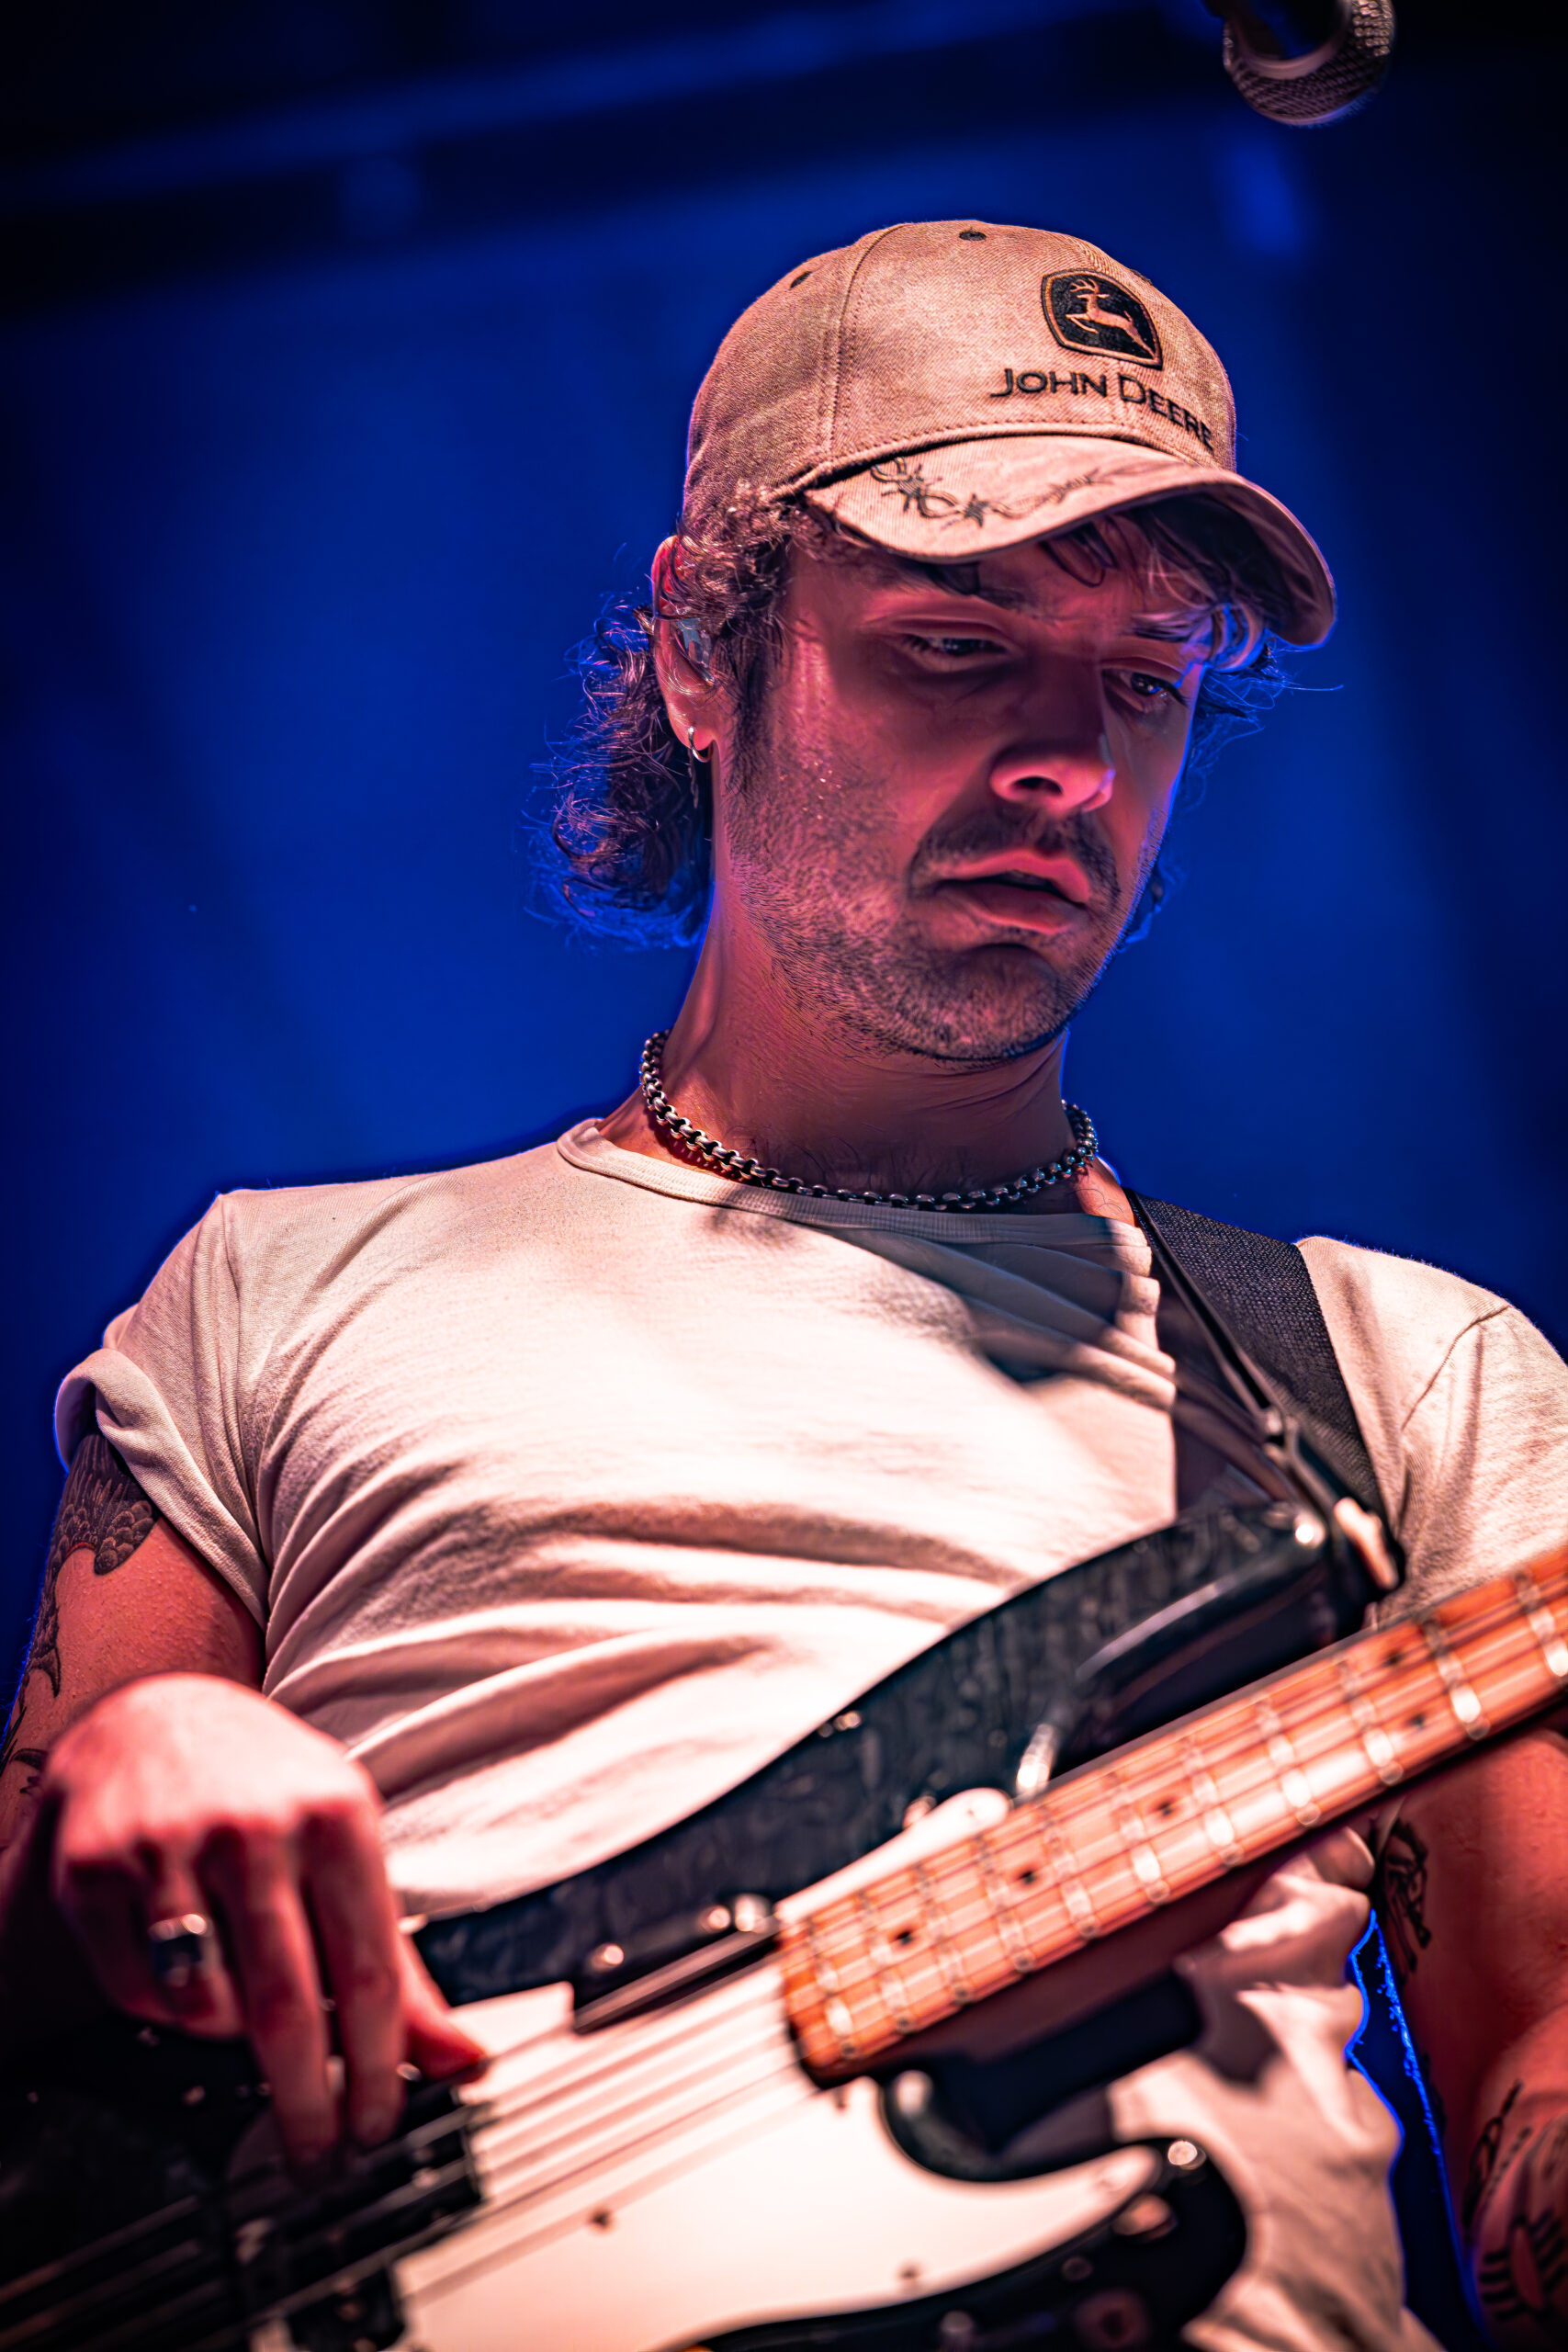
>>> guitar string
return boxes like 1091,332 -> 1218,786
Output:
6,2028 -> 807,2335
400,2070 -> 817,2312
472,2053 -> 807,2211
468,2007 -> 792,2177
0,1978 -> 795,2325
25,2052 -> 807,2352
9,1578 -> 1558,2327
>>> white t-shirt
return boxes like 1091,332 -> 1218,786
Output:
57,1125 -> 1568,2352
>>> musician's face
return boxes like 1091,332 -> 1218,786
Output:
713,535 -> 1207,1063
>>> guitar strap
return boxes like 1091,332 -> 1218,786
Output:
1125,1190 -> 1393,1534
1122,1204 -> 1486,2345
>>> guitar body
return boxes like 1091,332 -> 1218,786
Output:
371,1968 -> 1240,2352
2,1955 -> 1241,2352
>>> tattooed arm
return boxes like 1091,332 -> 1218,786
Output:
0,1432 -> 482,2163
1376,1728 -> 1568,2347
0,1430 -> 260,1848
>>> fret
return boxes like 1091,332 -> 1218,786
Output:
919,1841 -> 1025,1998
1181,1737 -> 1244,1866
1337,1656 -> 1404,1786
914,1862 -> 973,2007
1255,1696 -> 1323,1827
805,1914 -> 843,1994
823,1996 -> 857,2052
1038,1810 -> 1100,1939
1109,1770 -> 1172,1905
799,1916 -> 861,2064
1421,1615 -> 1490,1738
1517,1567 -> 1568,1681
974,1832 -> 1035,1974
855,1889 -> 917,2034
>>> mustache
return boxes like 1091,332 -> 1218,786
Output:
908,809 -> 1122,901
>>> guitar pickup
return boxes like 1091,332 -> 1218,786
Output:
571,1894 -> 777,2031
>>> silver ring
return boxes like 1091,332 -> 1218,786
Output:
147,1911 -> 217,1991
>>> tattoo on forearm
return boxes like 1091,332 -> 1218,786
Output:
1471,2103 -> 1568,2335
0,1432 -> 159,1790
1378,1817 -> 1432,1982
1466,2080 -> 1524,2232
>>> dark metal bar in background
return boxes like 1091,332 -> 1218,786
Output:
4,1 -> 1117,209
0,1 -> 1231,313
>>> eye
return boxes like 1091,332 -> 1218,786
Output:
1112,666 -> 1193,717
902,632 -> 1009,664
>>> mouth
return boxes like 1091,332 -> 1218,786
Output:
930,857 -> 1095,933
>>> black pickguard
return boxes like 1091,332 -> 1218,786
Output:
416,1499 -> 1381,2010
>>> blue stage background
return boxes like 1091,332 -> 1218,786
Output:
3,33 -> 1562,1717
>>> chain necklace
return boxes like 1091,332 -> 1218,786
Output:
637,1032 -> 1098,1213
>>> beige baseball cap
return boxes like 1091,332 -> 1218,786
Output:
685,220 -> 1335,647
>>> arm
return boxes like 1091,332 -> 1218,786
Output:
1376,1725 -> 1568,2346
0,1434 -> 482,2163
0,1430 -> 261,1840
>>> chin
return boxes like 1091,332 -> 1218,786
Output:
789,920 -> 1112,1063
936,951 -> 1106,1060
861,980 -> 1087,1065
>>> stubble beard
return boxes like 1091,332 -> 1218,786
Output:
722,713 -> 1156,1066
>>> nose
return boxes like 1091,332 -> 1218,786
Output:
986,665 -> 1115,814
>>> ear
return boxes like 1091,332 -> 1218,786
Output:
649,537 -> 723,762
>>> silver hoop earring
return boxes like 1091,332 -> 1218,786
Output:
685,723 -> 713,818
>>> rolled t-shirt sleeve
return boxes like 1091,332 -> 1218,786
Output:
54,1195 -> 268,1625
1300,1236 -> 1568,1611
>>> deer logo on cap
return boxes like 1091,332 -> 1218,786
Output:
1043,272 -> 1163,369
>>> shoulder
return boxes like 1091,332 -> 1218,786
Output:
1294,1235 -> 1535,1425
1297,1237 -> 1568,1603
90,1138 -> 576,1379
197,1137 -> 571,1290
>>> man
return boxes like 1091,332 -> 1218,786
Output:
3,221 -> 1567,2350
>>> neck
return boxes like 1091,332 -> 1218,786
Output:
600,926 -> 1122,1215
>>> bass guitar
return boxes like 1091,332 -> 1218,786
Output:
3,1507 -> 1564,2352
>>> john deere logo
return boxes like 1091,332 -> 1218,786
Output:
1043,272 -> 1163,369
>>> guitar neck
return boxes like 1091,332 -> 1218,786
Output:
781,1548 -> 1568,2077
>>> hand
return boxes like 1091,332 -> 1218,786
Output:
25,1674 -> 486,2170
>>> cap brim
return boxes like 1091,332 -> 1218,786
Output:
804,435 -> 1335,648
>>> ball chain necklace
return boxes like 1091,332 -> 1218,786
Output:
637,1031 -> 1098,1213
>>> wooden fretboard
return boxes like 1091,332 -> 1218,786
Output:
780,1549 -> 1568,2076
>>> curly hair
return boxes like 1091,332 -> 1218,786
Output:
538,492 -> 1296,948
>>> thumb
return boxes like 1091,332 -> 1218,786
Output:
396,1930 -> 490,2081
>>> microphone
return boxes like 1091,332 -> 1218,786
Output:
1203,0 -> 1395,127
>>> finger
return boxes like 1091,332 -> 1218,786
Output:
56,1849 -> 246,2039
201,1829 -> 336,2171
396,1933 -> 491,2082
141,1876 -> 247,2037
300,1804 -> 410,2150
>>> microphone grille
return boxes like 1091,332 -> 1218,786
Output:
1224,0 -> 1395,128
